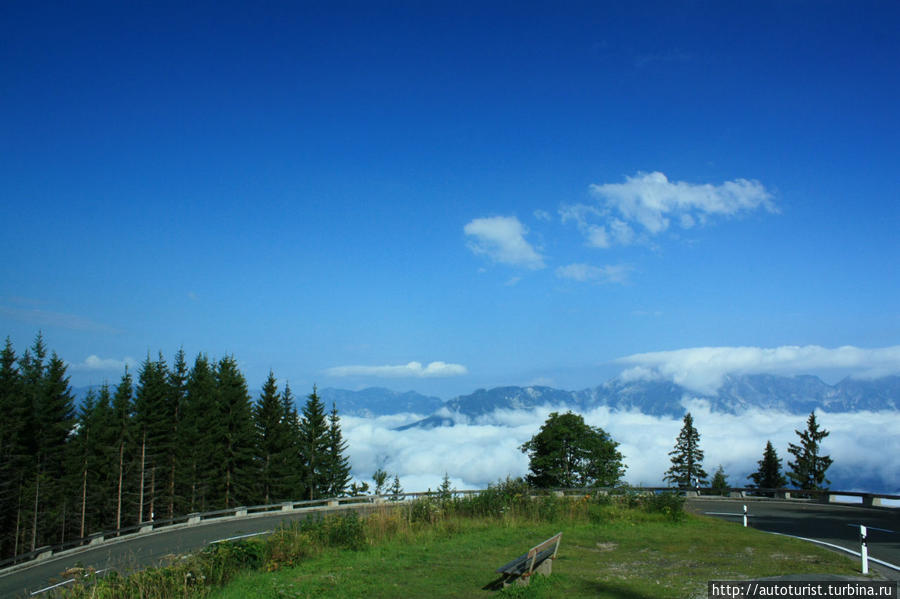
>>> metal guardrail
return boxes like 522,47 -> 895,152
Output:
1,486 -> 896,572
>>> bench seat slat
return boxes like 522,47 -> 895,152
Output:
496,547 -> 556,575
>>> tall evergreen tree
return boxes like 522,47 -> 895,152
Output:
748,440 -> 787,491
254,371 -> 288,504
165,349 -> 188,518
111,368 -> 134,531
323,402 -> 352,497
299,385 -> 329,500
179,354 -> 220,512
133,353 -> 171,523
664,412 -> 707,487
215,356 -> 256,508
787,412 -> 833,490
89,383 -> 117,532
280,382 -> 304,500
25,346 -> 76,549
0,338 -> 26,559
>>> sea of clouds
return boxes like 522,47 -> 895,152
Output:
341,401 -> 900,495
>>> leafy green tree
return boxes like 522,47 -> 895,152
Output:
748,440 -> 787,491
664,412 -> 707,488
323,402 -> 352,497
520,411 -> 625,488
787,412 -> 832,490
299,385 -> 329,500
710,465 -> 729,495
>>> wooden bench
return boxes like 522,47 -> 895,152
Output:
495,532 -> 562,587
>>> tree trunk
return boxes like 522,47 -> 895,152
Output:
138,432 -> 146,524
80,461 -> 87,539
116,441 -> 124,532
30,471 -> 39,552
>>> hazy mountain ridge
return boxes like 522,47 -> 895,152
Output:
398,374 -> 900,430
71,374 -> 899,426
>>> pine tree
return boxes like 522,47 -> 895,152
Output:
323,402 -> 351,498
299,385 -> 329,500
787,412 -> 833,490
710,466 -> 729,495
133,353 -> 171,523
180,354 -> 220,512
388,474 -> 403,501
748,440 -> 787,491
112,368 -> 134,531
254,371 -> 287,504
0,338 -> 26,559
215,356 -> 256,508
279,382 -> 304,500
165,349 -> 188,518
664,412 -> 707,488
372,468 -> 388,495
89,383 -> 118,532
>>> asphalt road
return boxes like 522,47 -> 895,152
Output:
3,498 -> 897,596
687,497 -> 900,580
0,504 -> 376,598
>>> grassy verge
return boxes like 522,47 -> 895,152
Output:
56,483 -> 862,598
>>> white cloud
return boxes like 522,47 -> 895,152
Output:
325,361 -> 468,378
617,345 -> 900,395
562,171 -> 776,248
533,209 -> 552,222
69,355 -> 137,372
555,263 -> 630,284
341,404 -> 900,493
464,216 -> 545,269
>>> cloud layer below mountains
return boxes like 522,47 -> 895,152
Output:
341,401 -> 900,495
617,345 -> 900,395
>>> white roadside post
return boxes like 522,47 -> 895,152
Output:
743,505 -> 748,528
860,525 -> 868,575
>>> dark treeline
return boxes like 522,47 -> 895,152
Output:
0,334 -> 352,561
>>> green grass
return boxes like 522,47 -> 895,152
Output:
210,507 -> 860,599
56,489 -> 863,599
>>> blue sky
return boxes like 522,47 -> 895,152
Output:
2,1 -> 899,398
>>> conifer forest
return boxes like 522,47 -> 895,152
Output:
0,334 -> 352,561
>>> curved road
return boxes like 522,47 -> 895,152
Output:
687,497 -> 900,580
2,498 -> 897,596
0,504 -> 376,598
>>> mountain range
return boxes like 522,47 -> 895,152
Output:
380,374 -> 899,430
72,374 -> 899,428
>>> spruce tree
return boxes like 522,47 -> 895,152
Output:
0,338 -> 25,559
280,382 -> 304,500
111,368 -> 134,531
215,356 -> 256,508
180,354 -> 220,512
133,353 -> 171,523
787,412 -> 832,490
299,385 -> 329,500
165,349 -> 188,518
710,466 -> 729,495
748,440 -> 787,491
664,412 -> 707,487
254,371 -> 288,504
323,402 -> 352,498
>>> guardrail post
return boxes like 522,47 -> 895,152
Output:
281,502 -> 294,512
374,495 -> 385,504
89,533 -> 105,546
235,507 -> 248,517
187,513 -> 201,525
860,525 -> 868,575
743,505 -> 748,528
36,547 -> 53,561
862,495 -> 883,508
140,524 -> 153,533
776,490 -> 791,499
327,500 -> 339,507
